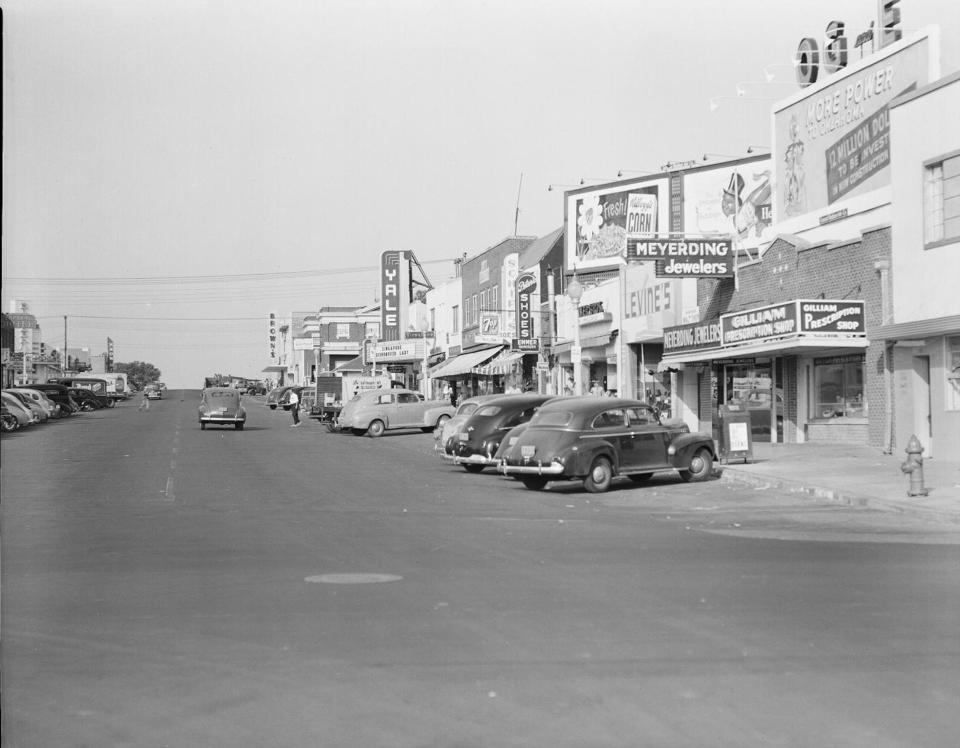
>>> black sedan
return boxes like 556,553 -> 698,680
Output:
445,394 -> 556,473
66,388 -> 106,411
498,396 -> 716,492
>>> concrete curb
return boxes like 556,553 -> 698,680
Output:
717,466 -> 960,526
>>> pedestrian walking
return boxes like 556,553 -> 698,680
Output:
288,389 -> 300,427
138,390 -> 150,411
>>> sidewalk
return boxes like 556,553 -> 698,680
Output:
716,441 -> 960,525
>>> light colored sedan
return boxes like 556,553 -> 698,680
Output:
9,387 -> 61,419
199,387 -> 246,430
1,392 -> 35,427
3,390 -> 48,423
335,388 -> 455,437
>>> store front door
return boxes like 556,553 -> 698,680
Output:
723,361 -> 778,443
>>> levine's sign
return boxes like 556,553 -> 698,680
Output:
625,237 -> 735,278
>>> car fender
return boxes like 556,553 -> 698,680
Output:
569,439 -> 620,476
668,433 -> 716,466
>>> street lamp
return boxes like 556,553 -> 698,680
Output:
419,317 -> 431,399
567,269 -> 584,396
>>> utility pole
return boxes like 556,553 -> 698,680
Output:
513,173 -> 523,236
64,316 -> 68,374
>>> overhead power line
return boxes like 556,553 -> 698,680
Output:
5,257 -> 459,285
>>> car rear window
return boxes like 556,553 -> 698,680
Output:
531,410 -> 573,427
474,405 -> 503,417
208,391 -> 235,398
457,403 -> 479,415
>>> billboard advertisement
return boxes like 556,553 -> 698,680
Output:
682,158 -> 774,256
565,179 -> 669,272
773,32 -> 933,219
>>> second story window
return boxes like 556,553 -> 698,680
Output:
924,150 -> 960,247
452,305 -> 460,332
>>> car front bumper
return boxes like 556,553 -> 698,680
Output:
200,416 -> 245,424
452,452 -> 498,467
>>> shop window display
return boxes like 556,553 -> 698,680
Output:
812,354 -> 865,419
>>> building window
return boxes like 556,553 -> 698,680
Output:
365,322 -> 379,340
924,151 -> 960,247
491,285 -> 498,313
452,305 -> 460,333
471,294 -> 478,325
948,336 -> 960,411
336,323 -> 350,339
811,354 -> 865,419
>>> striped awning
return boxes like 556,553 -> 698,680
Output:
475,350 -> 524,376
430,346 -> 504,379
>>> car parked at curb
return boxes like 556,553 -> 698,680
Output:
8,388 -> 62,419
28,383 -> 82,415
1,392 -> 36,428
498,396 -> 716,493
433,394 -> 501,452
444,394 -> 558,473
335,388 -> 455,437
67,387 -> 105,411
198,387 -> 246,430
4,390 -> 49,422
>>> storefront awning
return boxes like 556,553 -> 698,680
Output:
658,335 -> 869,367
261,365 -> 287,373
476,350 -> 524,376
871,314 -> 960,341
333,355 -> 364,373
552,333 -> 616,354
430,346 -> 504,379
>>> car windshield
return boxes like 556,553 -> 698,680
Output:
474,405 -> 503,417
530,410 -> 573,427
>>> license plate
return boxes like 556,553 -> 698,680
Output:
458,432 -> 469,441
521,445 -> 535,458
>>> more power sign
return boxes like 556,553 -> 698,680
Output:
625,237 -> 734,278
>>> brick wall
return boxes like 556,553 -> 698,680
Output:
695,226 -> 892,447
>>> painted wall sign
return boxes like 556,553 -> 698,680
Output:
515,272 -> 537,340
621,262 -> 687,343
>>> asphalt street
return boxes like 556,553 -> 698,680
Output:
2,392 -> 959,747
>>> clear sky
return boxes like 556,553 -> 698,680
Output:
3,0 -> 959,388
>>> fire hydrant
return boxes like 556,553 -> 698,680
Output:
900,434 -> 929,497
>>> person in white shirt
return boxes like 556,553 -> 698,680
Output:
288,389 -> 300,427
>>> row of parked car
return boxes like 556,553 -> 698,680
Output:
432,393 -> 717,493
1,382 -> 118,432
315,386 -> 718,494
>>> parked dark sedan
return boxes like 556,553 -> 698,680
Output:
66,388 -> 106,410
445,393 -> 557,473
498,396 -> 716,492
